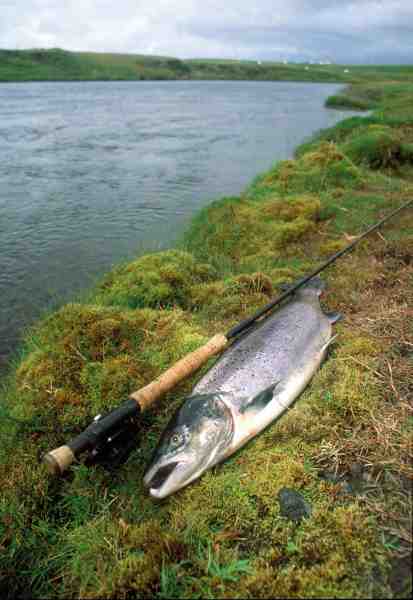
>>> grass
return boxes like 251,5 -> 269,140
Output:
0,79 -> 412,598
2,48 -> 413,83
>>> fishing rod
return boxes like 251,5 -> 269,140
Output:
43,197 -> 413,476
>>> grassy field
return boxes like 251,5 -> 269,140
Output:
0,78 -> 412,598
2,47 -> 413,83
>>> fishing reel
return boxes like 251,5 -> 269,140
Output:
85,409 -> 140,471
43,399 -> 141,475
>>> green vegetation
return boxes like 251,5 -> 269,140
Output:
0,48 -> 189,82
1,79 -> 412,598
2,47 -> 413,83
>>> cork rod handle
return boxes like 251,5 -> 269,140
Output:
130,333 -> 228,411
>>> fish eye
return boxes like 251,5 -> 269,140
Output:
170,432 -> 183,448
169,427 -> 190,450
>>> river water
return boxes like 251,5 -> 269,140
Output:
0,80 -> 355,369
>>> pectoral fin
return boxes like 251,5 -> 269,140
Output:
240,381 -> 280,415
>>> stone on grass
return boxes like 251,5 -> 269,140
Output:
278,488 -> 312,522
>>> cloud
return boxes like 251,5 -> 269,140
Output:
1,0 -> 412,63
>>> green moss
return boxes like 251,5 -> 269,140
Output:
319,239 -> 347,256
295,116 -> 387,157
342,126 -> 405,169
14,303 -> 206,430
262,194 -> 321,221
325,93 -> 372,110
242,504 -> 386,598
400,142 -> 413,162
189,273 -> 274,323
96,249 -> 217,309
254,143 -> 363,197
184,193 -> 321,270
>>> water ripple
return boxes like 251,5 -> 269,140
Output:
0,80 -> 357,371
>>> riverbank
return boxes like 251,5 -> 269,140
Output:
2,48 -> 413,83
1,82 -> 412,598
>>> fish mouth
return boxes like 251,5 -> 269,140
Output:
144,461 -> 180,493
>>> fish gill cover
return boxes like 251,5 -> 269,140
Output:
0,80 -> 412,598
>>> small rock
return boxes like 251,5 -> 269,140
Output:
278,488 -> 312,522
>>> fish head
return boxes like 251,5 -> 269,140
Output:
144,393 -> 233,499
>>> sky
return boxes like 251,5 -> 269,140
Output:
1,0 -> 413,64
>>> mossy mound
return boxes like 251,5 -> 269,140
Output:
14,303 -> 206,428
295,116 -> 386,157
262,194 -> 321,221
96,249 -> 217,309
324,83 -> 394,112
184,193 -> 320,266
400,142 -> 413,163
189,272 -> 274,322
325,93 -> 372,110
342,125 -> 405,169
256,143 -> 363,196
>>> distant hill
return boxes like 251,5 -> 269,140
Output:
1,48 -> 413,83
